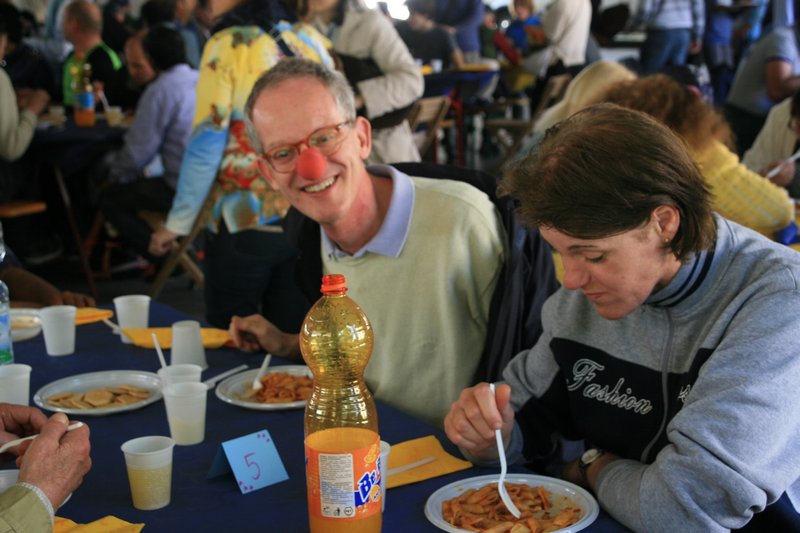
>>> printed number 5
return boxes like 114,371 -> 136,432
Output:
244,453 -> 261,480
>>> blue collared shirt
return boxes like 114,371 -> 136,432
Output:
321,165 -> 414,259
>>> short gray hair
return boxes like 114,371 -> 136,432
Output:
245,58 -> 357,153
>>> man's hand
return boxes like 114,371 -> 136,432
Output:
763,159 -> 796,187
54,291 -> 96,308
19,89 -> 50,115
228,314 -> 299,359
0,404 -> 47,460
17,412 -> 91,509
149,227 -> 179,257
444,382 -> 515,461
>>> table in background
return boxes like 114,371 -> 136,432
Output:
9,302 -> 631,532
31,115 -> 126,299
423,69 -> 500,166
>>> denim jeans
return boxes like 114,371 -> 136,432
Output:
640,28 -> 691,74
203,225 -> 310,333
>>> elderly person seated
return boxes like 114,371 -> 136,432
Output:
97,25 -> 197,265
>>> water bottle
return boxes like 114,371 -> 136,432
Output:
302,274 -> 381,533
0,223 -> 13,365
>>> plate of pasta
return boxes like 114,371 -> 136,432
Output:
214,365 -> 313,410
425,473 -> 598,533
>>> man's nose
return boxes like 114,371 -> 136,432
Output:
296,147 -> 326,180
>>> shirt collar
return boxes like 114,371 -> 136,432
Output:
321,164 -> 414,259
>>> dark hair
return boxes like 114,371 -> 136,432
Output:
503,104 -> 716,261
143,24 -> 186,71
407,0 -> 435,18
0,3 -> 22,44
214,0 -> 296,34
139,0 -> 174,27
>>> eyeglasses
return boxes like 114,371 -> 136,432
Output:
261,121 -> 353,172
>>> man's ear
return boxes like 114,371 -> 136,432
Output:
354,116 -> 372,160
256,157 -> 280,191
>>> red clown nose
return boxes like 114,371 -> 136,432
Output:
296,148 -> 327,180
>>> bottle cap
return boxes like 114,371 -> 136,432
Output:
320,274 -> 347,295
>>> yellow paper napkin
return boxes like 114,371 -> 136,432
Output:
121,327 -> 232,349
385,435 -> 472,489
55,516 -> 144,532
75,308 -> 114,326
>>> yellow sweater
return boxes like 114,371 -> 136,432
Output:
694,141 -> 794,236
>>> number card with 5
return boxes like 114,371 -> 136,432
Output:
207,429 -> 288,493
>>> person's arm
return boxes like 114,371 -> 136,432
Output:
592,288 -> 800,531
0,266 -> 95,308
119,83 -> 168,171
697,141 -> 794,235
444,382 -> 516,462
155,31 -> 232,251
446,0 -> 484,44
0,73 -> 41,162
688,0 -> 705,53
228,314 -> 301,360
765,59 -> 800,103
349,11 -> 424,120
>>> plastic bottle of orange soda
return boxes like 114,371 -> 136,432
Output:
301,274 -> 382,533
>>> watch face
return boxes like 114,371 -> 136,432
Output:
581,448 -> 602,464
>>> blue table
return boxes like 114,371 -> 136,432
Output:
9,302 -> 631,532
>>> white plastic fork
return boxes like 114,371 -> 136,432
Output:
251,353 -> 272,391
489,383 -> 521,519
0,422 -> 85,454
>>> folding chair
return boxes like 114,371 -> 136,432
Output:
407,96 -> 451,161
141,186 -> 216,299
483,73 -> 572,163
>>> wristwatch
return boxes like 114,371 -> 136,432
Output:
578,448 -> 605,486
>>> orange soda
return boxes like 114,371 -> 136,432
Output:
301,274 -> 382,533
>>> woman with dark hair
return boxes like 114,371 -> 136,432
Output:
602,74 -> 794,237
445,104 -> 800,532
293,0 -> 423,164
148,0 -> 332,330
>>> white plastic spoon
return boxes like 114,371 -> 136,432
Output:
0,422 -> 85,454
251,353 -> 272,391
489,383 -> 521,519
203,364 -> 248,390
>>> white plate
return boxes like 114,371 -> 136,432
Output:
10,309 -> 42,342
33,370 -> 162,416
215,365 -> 312,410
424,473 -> 599,533
0,469 -> 72,506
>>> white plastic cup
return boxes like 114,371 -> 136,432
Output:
431,59 -> 443,73
170,320 -> 207,369
157,363 -> 202,389
162,382 -> 207,445
105,105 -> 123,126
0,364 -> 32,405
121,435 -> 175,510
114,295 -> 150,344
39,305 -> 77,356
379,440 -> 391,512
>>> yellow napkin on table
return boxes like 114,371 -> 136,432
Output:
121,327 -> 232,349
75,308 -> 114,326
385,435 -> 472,489
55,516 -> 144,532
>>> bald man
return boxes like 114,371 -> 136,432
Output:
61,0 -> 122,106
